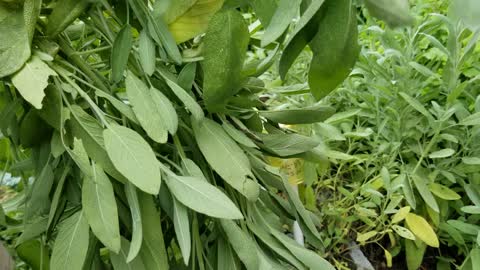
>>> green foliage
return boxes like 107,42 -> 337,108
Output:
1,0 -> 413,269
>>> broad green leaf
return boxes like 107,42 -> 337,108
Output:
138,192 -> 169,270
460,112 -> 480,125
259,105 -> 335,125
165,174 -> 243,219
111,238 -> 146,270
193,118 -> 259,201
222,122 -> 258,148
405,213 -> 439,247
405,239 -> 426,270
461,205 -> 480,214
23,0 -> 42,42
125,183 -> 143,262
220,220 -> 260,270
279,0 -> 325,79
364,0 -> 413,27
250,0 -> 277,26
25,164 -> 54,220
308,0 -> 359,100
260,133 -> 320,157
0,2 -> 31,78
428,149 -> 455,159
158,68 -> 204,121
463,157 -> 480,165
126,72 -> 168,144
392,225 -> 415,240
69,105 -> 124,181
16,239 -> 50,270
151,88 -> 178,135
168,0 -> 224,43
50,211 -> 90,270
392,206 -> 411,223
261,0 -> 301,47
111,24 -> 132,83
16,218 -> 48,247
45,0 -> 89,37
103,125 -> 161,194
12,56 -> 56,109
138,30 -> 156,76
429,183 -> 461,200
47,165 -> 68,229
270,227 -> 335,270
177,62 -> 197,91
447,220 -> 480,235
173,198 -> 191,265
203,9 -> 249,112
356,231 -> 378,243
411,174 -> 439,212
82,163 -> 121,252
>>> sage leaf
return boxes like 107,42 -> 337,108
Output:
12,56 -> 56,109
151,88 -> 178,135
259,133 -> 320,157
220,220 -> 260,270
261,0 -> 301,47
405,213 -> 439,247
203,9 -> 249,112
411,174 -> 439,212
138,192 -> 169,270
259,104 -> 335,125
82,163 -> 121,252
138,30 -> 156,76
126,72 -> 168,143
111,238 -> 146,270
158,68 -> 204,121
270,228 -> 335,270
364,0 -> 414,27
50,211 -> 89,270
222,122 -> 258,148
308,0 -> 359,100
429,183 -> 461,200
16,239 -> 50,270
103,125 -> 161,194
153,0 -> 197,24
428,148 -> 455,159
165,174 -> 243,219
193,118 -> 259,201
45,0 -> 90,37
125,183 -> 143,262
70,105 -> 124,181
0,2 -> 31,78
173,198 -> 191,265
111,25 -> 133,83
168,0 -> 224,43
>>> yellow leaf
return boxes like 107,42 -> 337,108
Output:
392,206 -> 411,223
356,231 -> 378,243
168,0 -> 225,43
429,183 -> 461,200
405,213 -> 439,247
384,249 -> 392,268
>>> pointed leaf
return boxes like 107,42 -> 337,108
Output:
261,0 -> 301,47
220,220 -> 260,270
126,72 -> 168,143
111,25 -> 133,83
203,9 -> 249,112
165,174 -> 243,219
82,163 -> 121,252
411,174 -> 439,212
124,183 -> 143,262
429,183 -> 461,200
104,125 -> 161,194
50,211 -> 90,270
111,238 -> 146,270
138,30 -> 156,76
173,198 -> 191,265
193,118 -> 259,201
405,213 -> 439,247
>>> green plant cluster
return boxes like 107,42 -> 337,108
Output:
265,0 -> 480,269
